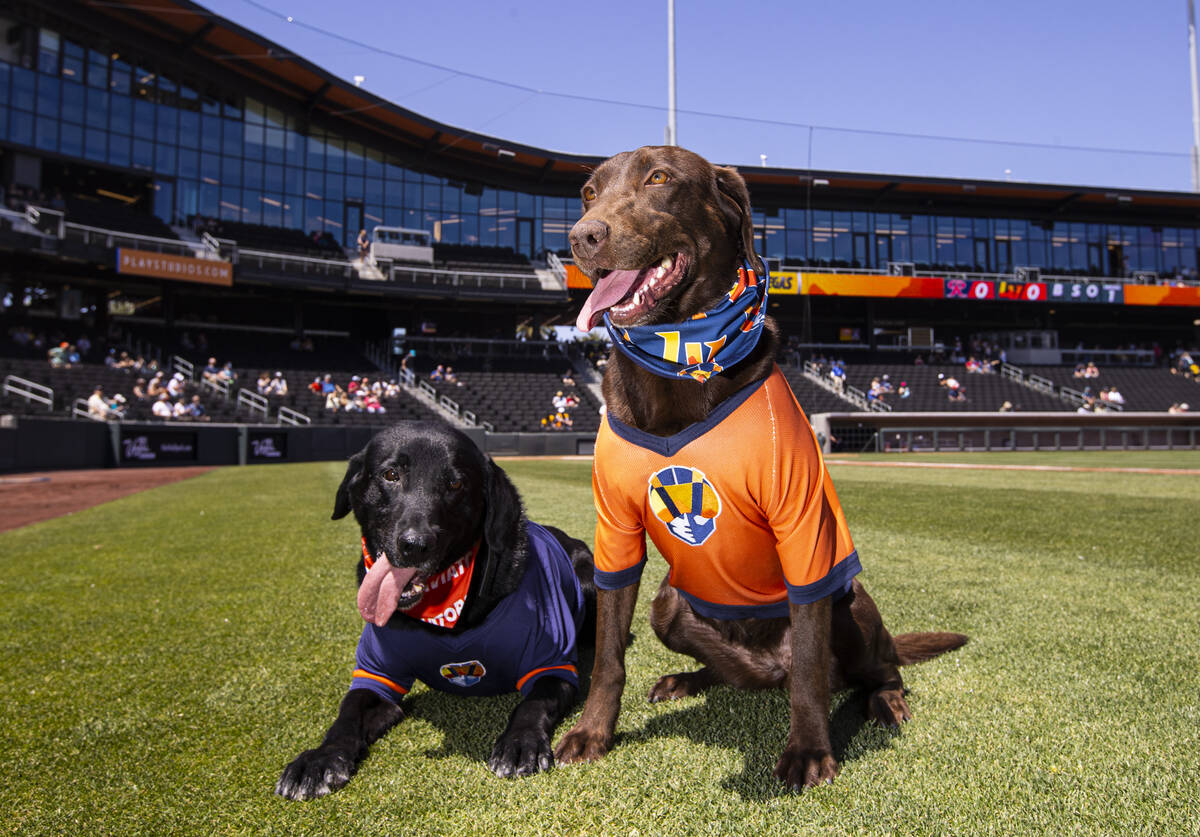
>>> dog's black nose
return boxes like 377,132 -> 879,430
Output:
569,218 -> 609,259
399,529 -> 434,557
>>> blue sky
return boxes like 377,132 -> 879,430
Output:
203,0 -> 1196,191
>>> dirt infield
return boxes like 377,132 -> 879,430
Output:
0,467 -> 216,533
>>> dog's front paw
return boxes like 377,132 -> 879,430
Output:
488,727 -> 553,778
648,670 -> 711,702
773,746 -> 839,792
275,748 -> 355,800
553,725 -> 613,764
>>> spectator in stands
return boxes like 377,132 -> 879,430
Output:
320,374 -> 336,394
363,391 -> 386,414
357,228 -> 370,259
107,394 -> 127,419
76,334 -> 91,358
132,378 -> 148,402
218,361 -> 236,384
829,360 -> 846,391
348,375 -> 361,393
114,351 -> 135,371
167,373 -> 187,399
1103,386 -> 1125,406
269,372 -> 289,397
430,364 -> 445,382
308,377 -> 323,394
152,392 -> 173,420
256,371 -> 272,395
173,398 -> 189,419
202,357 -> 221,382
87,386 -> 113,421
445,367 -> 462,386
147,372 -> 167,398
1084,361 -> 1100,379
1168,402 -> 1190,414
383,380 -> 400,399
553,391 -> 569,412
965,357 -> 982,374
48,341 -> 71,369
999,401 -> 1014,413
897,381 -> 910,400
185,395 -> 209,421
562,370 -> 576,387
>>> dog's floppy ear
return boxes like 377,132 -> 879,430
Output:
331,449 -> 366,520
481,455 -> 523,559
714,165 -> 763,273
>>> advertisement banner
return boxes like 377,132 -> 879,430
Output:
119,430 -> 198,463
1123,284 -> 1200,307
801,273 -> 944,298
116,248 -> 233,287
768,271 -> 800,295
248,431 -> 288,461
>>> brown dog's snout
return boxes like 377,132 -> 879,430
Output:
569,218 -> 610,260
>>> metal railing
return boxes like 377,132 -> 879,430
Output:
802,361 -> 891,411
389,263 -> 556,295
237,388 -> 269,419
1001,361 -> 1123,411
546,251 -> 568,285
172,355 -> 195,381
2,375 -> 54,411
200,375 -> 231,401
876,424 -> 1193,452
238,248 -> 352,278
278,405 -> 310,426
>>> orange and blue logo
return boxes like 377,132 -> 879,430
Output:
648,466 -> 722,546
440,659 -> 486,687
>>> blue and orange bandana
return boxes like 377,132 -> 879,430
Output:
605,260 -> 768,383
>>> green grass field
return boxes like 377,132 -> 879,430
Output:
2,452 -> 1199,836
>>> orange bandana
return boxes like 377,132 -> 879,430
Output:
362,538 -> 479,629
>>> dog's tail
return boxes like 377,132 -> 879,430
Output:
893,632 -> 969,665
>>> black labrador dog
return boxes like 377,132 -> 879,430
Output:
277,421 -> 596,800
555,145 -> 966,790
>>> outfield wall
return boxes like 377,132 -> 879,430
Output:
0,418 -> 593,473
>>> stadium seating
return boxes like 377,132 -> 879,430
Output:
427,371 -> 601,433
839,363 -> 1066,412
203,220 -> 347,261
433,243 -> 531,270
64,197 -> 178,241
1023,365 -> 1199,412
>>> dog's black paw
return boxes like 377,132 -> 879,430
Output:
275,748 -> 355,800
488,727 -> 553,778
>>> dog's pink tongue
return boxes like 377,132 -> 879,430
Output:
357,554 -> 419,627
576,268 -> 643,331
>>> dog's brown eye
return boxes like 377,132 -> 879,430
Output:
382,469 -> 399,482
582,186 -> 597,201
448,479 -> 462,490
647,171 -> 669,185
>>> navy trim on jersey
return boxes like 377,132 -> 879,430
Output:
593,552 -> 647,590
677,587 -> 791,620
784,550 -> 862,605
605,373 -> 769,457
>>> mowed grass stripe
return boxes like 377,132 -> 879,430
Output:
0,456 -> 1197,836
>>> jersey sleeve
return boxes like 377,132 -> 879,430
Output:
591,457 -> 647,590
350,624 -> 415,703
763,385 -> 861,605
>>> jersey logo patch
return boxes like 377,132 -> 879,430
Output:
439,660 -> 486,687
648,466 -> 722,546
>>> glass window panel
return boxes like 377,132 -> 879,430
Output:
222,118 -> 242,156
240,189 -> 262,224
108,133 -> 130,166
265,105 -> 284,128
385,159 -> 405,182
364,204 -> 384,228
9,110 -> 33,145
198,181 -> 219,217
132,138 -> 153,169
176,178 -> 198,223
221,156 -> 241,188
85,127 -> 106,161
286,129 -> 305,166
133,98 -> 154,138
59,123 -> 81,156
62,41 -> 84,83
245,97 -> 265,124
179,83 -> 199,111
365,148 -> 384,178
786,229 -> 807,262
201,95 -> 220,116
306,135 -> 325,169
178,148 -> 198,179
178,110 -> 198,147
265,164 -> 283,193
365,177 -> 383,204
109,59 -> 130,96
85,86 -> 107,125
345,141 -> 364,175
305,169 -> 323,200
157,74 -> 177,106
811,210 -> 832,262
325,135 -> 344,173
244,161 -> 263,190
265,127 -> 285,163
324,172 -> 343,201
219,186 -> 241,221
37,74 -> 59,115
12,67 -> 35,111
243,121 -> 264,160
156,105 -> 177,145
200,152 -> 221,185
134,66 -> 155,99
38,30 -> 60,75
405,181 -> 421,210
60,81 -> 83,123
154,180 -> 173,224
345,175 -> 364,201
284,166 -> 302,195
201,114 -> 221,152
35,115 -> 56,151
155,143 -> 176,174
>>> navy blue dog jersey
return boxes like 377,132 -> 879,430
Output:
350,521 -> 585,701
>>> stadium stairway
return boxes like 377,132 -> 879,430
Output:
1022,365 -> 1199,412
841,364 -> 1067,413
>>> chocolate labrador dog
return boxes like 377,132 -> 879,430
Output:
556,146 -> 966,791
277,422 -> 596,800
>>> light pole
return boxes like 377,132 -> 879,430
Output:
1189,0 -> 1200,189
666,0 -> 677,146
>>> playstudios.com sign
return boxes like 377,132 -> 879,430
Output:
116,249 -> 232,287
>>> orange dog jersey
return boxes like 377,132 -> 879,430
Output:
592,365 -> 860,619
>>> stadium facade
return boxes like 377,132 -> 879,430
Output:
1,0 -> 1199,349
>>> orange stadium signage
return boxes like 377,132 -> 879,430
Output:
116,248 -> 233,287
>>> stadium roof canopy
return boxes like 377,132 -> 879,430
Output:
29,0 -> 1200,224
